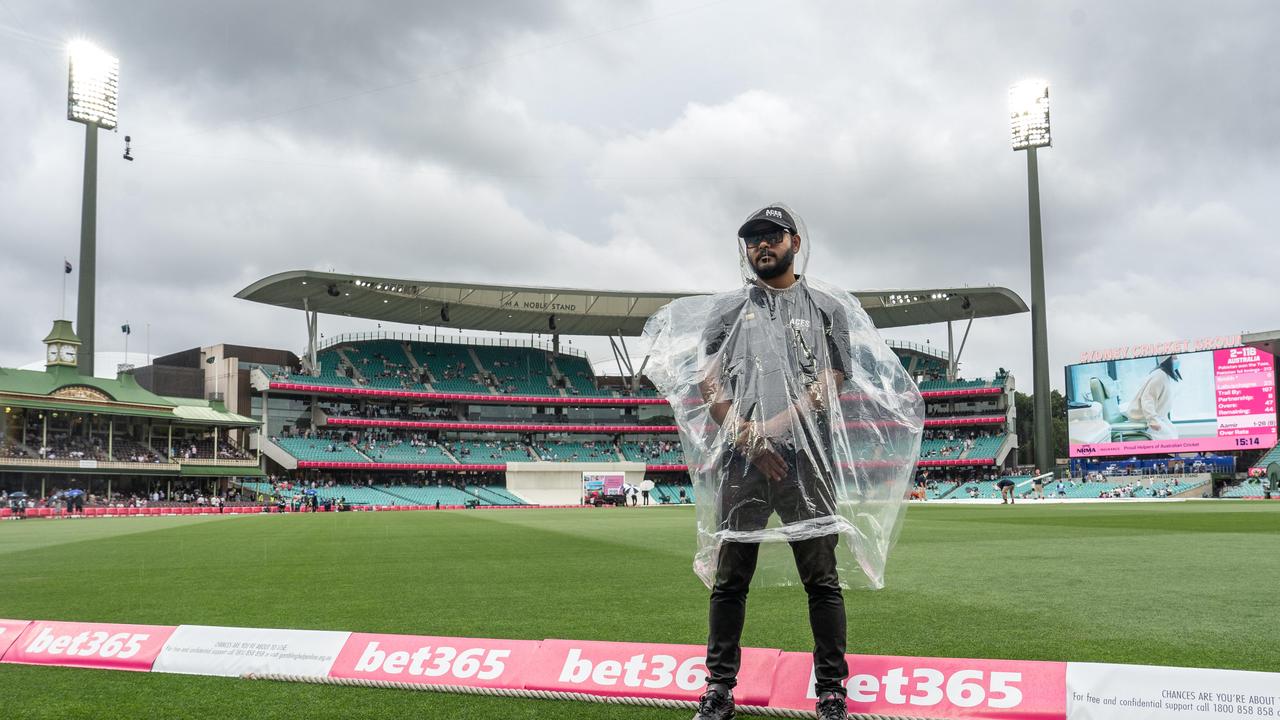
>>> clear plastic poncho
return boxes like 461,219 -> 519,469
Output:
642,204 -> 924,589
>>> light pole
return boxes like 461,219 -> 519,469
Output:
67,40 -> 119,377
1009,79 -> 1054,475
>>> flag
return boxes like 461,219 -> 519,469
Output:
121,324 -> 131,334
64,260 -> 73,274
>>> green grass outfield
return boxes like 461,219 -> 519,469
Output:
1,502 -> 1277,719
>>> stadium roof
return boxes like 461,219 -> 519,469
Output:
236,270 -> 1028,335
1243,329 -> 1280,357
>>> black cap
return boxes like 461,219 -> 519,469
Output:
737,205 -> 796,238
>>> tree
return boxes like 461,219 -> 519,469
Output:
1014,390 -> 1068,466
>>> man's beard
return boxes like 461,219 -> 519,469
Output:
752,246 -> 795,280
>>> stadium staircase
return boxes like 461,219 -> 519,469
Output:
437,444 -> 461,464
956,434 -> 1016,464
259,437 -> 300,470
326,347 -> 363,385
468,348 -> 489,377
464,485 -> 527,505
400,342 -> 422,373
926,482 -> 961,499
143,440 -> 167,461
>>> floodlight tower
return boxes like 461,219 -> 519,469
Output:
1009,79 -> 1054,475
67,39 -> 119,377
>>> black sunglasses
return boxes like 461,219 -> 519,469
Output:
742,229 -> 789,248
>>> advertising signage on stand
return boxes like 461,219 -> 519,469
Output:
1065,346 -> 1277,458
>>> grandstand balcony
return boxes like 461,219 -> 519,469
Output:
0,455 -> 182,474
917,433 -> 1014,467
917,377 -> 1008,399
923,415 -> 1007,428
253,364 -> 666,407
323,416 -> 677,434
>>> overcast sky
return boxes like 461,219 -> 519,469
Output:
2,1 -> 1277,389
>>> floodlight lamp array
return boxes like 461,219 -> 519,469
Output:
885,292 -> 951,306
67,40 -> 119,129
1009,79 -> 1050,151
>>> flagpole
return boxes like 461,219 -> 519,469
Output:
61,259 -> 68,319
124,323 -> 129,366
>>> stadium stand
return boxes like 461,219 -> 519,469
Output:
406,341 -> 489,394
237,479 -> 526,507
273,436 -> 371,464
348,340 -> 421,390
651,484 -> 694,504
1131,478 -> 1210,498
1222,479 -> 1269,498
466,485 -> 526,505
918,377 -> 1004,393
963,434 -> 1007,461
1251,443 -> 1280,473
553,354 -> 614,397
919,439 -> 965,460
287,350 -> 358,388
363,440 -> 458,461
620,441 -> 683,464
925,481 -> 960,499
474,345 -> 557,396
0,440 -> 31,459
375,484 -> 475,505
447,439 -> 532,464
172,437 -> 252,460
254,334 -> 1033,495
535,440 -> 618,462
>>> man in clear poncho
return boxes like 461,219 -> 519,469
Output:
642,204 -> 924,720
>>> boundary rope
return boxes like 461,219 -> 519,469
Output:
244,672 -> 943,720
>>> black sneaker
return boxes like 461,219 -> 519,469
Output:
693,685 -> 735,720
816,690 -> 847,720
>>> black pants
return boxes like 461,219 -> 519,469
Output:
706,534 -> 847,695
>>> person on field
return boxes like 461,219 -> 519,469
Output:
643,204 -> 924,720
997,476 -> 1016,504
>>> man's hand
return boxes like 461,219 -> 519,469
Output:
749,444 -> 788,482
732,420 -> 787,482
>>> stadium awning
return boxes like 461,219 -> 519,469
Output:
165,398 -> 261,427
179,464 -> 266,477
236,270 -> 1028,334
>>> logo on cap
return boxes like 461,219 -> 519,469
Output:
765,208 -> 783,219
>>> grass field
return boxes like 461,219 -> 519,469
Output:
1,502 -> 1278,719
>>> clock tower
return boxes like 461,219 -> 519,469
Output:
42,319 -> 82,369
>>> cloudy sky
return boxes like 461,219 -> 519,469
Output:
1,1 -> 1277,389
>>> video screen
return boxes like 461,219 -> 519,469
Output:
1065,346 -> 1276,457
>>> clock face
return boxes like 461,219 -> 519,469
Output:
47,346 -> 59,363
59,345 -> 77,363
